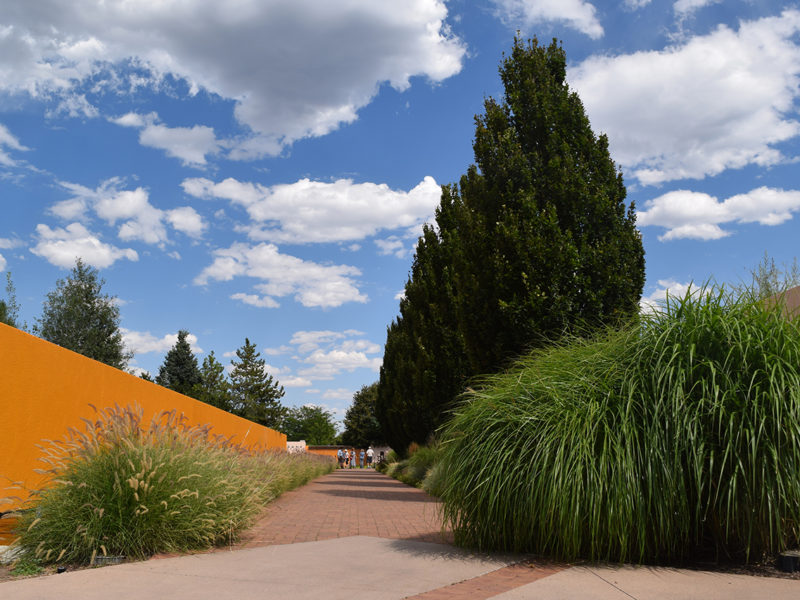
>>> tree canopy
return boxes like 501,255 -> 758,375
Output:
0,272 -> 21,328
282,405 -> 337,445
377,37 -> 645,452
34,259 -> 132,369
192,351 -> 232,412
229,338 -> 286,429
341,383 -> 384,448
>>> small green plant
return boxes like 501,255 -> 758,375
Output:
383,443 -> 440,489
14,404 -> 333,565
11,555 -> 43,576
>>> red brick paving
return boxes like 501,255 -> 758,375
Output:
234,468 -> 451,548
404,563 -> 565,599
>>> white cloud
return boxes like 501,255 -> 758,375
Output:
624,0 -> 651,8
281,376 -> 313,388
196,242 -> 367,308
640,279 -> 691,312
571,10 -> 800,184
0,253 -> 5,272
53,178 -> 206,245
166,206 -> 206,238
121,329 -> 203,355
637,187 -> 800,241
674,0 -> 720,16
229,292 -> 280,309
491,0 -> 603,39
289,330 -> 350,354
283,329 -> 382,381
0,237 -> 23,250
0,123 -> 30,167
322,388 -> 354,401
31,223 -> 138,268
182,175 -> 440,244
0,1 -> 465,157
374,236 -> 408,258
394,290 -> 406,301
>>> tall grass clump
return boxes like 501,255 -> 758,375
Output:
437,286 -> 800,563
13,404 -> 333,565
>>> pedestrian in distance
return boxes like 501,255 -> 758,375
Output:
366,446 -> 374,468
359,448 -> 365,469
337,448 -> 344,469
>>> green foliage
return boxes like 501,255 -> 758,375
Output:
282,405 -> 337,445
155,330 -> 202,398
34,259 -> 132,370
377,37 -> 645,451
229,338 -> 286,429
382,444 -> 440,489
0,272 -> 21,328
10,556 -> 43,576
14,404 -> 334,564
738,251 -> 800,299
437,286 -> 800,563
340,383 -> 384,447
192,351 -> 232,412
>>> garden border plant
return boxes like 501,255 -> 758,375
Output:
436,285 -> 800,564
8,403 -> 333,567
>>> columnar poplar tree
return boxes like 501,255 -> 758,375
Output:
156,330 -> 202,398
229,338 -> 286,429
377,37 -> 645,452
341,383 -> 385,448
35,259 -> 132,370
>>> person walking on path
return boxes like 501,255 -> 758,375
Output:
366,446 -> 374,468
360,448 -> 365,469
337,448 -> 345,469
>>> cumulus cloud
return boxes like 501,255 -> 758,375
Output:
52,178 -> 206,244
121,329 -> 203,355
492,0 -> 604,39
229,292 -> 280,309
113,112 -> 222,166
637,187 -> 800,241
30,222 -> 138,268
0,254 -> 5,271
0,237 -> 23,250
195,243 -> 367,308
0,0 -> 465,156
281,376 -> 313,388
374,236 -> 408,258
322,388 -> 354,401
640,279 -> 691,312
571,10 -> 800,184
182,175 -> 440,244
281,329 -> 382,381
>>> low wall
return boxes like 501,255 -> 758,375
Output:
0,323 -> 286,512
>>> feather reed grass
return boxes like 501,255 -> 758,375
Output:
437,286 -> 800,563
12,404 -> 333,565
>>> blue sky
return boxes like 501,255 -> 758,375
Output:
2,1 -> 799,427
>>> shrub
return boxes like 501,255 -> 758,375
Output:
437,286 -> 800,563
14,404 -> 333,564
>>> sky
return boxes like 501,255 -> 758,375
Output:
2,1 -> 799,428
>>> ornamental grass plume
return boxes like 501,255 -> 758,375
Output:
436,285 -> 800,564
13,404 -> 333,565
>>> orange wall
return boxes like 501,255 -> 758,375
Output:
0,323 -> 286,512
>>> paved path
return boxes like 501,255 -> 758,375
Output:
3,468 -> 800,599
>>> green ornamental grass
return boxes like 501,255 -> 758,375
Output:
437,286 -> 800,563
14,404 -> 333,564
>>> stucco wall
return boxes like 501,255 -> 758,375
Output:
0,323 -> 286,512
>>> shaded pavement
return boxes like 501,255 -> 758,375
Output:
3,468 -> 800,599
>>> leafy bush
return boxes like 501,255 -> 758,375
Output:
14,404 -> 333,564
437,286 -> 800,563
382,444 -> 440,489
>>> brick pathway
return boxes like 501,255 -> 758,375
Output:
234,468 -> 451,548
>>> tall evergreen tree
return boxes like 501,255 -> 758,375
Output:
341,383 -> 384,448
377,37 -> 645,451
156,330 -> 202,397
192,351 -> 232,412
34,259 -> 132,369
229,338 -> 286,428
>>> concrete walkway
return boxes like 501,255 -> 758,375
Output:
3,469 -> 799,599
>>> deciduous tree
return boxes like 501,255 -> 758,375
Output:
282,405 -> 337,445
